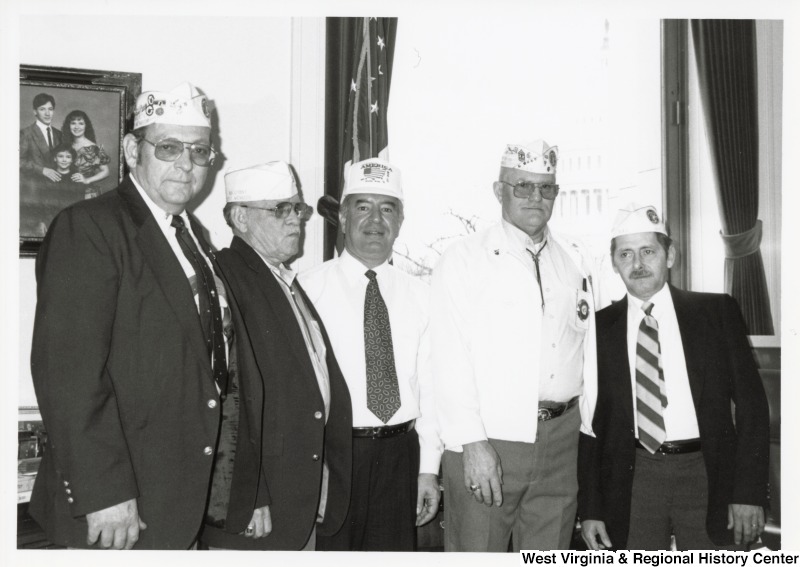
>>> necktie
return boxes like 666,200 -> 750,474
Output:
635,301 -> 668,453
171,215 -> 228,396
526,240 -> 548,311
364,269 -> 401,423
46,127 -> 53,150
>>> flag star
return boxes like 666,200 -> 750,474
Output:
378,65 -> 383,76
377,36 -> 386,50
370,76 -> 376,83
350,79 -> 357,92
369,16 -> 377,21
370,101 -> 379,114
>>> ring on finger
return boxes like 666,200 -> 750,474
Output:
245,526 -> 255,534
469,484 -> 479,491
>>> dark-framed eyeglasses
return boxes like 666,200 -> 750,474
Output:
238,202 -> 314,221
143,138 -> 217,167
500,180 -> 560,200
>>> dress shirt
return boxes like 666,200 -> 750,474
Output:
300,250 -> 443,475
625,286 -> 700,441
502,221 -> 586,402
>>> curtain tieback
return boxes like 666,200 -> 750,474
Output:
720,219 -> 762,259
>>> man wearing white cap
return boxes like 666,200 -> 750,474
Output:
199,162 -> 352,550
30,83 -> 227,549
300,158 -> 442,551
578,204 -> 769,550
430,140 -> 603,551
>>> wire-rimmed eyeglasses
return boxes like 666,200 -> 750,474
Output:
143,138 -> 217,167
499,180 -> 560,200
238,202 -> 314,221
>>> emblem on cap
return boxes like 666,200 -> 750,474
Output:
647,209 -> 659,224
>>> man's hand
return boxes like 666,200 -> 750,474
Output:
416,473 -> 441,526
462,440 -> 503,507
728,503 -> 764,546
42,167 -> 61,182
244,505 -> 272,538
581,519 -> 612,550
86,498 -> 147,549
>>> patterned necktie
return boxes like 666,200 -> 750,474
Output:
635,301 -> 668,453
46,127 -> 53,150
171,215 -> 228,396
364,269 -> 401,423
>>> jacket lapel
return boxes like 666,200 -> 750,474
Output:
606,297 -> 634,423
230,237 -> 319,385
669,284 -> 705,410
118,178 -> 211,377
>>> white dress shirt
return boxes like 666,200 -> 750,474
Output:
300,249 -> 443,475
625,285 -> 700,441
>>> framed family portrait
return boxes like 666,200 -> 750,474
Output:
19,65 -> 142,257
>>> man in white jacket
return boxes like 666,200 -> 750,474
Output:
430,140 -> 604,552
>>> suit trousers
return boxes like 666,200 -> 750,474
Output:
626,448 -> 735,550
442,404 -> 581,551
316,429 -> 420,551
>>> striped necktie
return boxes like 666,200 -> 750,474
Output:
635,301 -> 668,453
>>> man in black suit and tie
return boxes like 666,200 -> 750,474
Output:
578,203 -> 770,551
30,83 -> 226,550
199,162 -> 352,551
20,92 -> 63,183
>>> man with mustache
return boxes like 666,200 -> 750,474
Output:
300,158 -> 442,550
578,204 -> 770,550
30,83 -> 226,549
200,162 -> 352,550
430,140 -> 604,551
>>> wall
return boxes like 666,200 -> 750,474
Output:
15,13 -> 326,406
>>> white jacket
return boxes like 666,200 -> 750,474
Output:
430,222 -> 605,451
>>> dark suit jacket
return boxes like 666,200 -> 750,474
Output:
29,176 -> 221,549
578,285 -> 770,548
204,236 -> 353,550
20,122 -> 62,175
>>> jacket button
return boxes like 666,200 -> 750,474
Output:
67,497 -> 74,504
203,446 -> 213,456
312,454 -> 320,461
208,399 -> 217,409
314,411 -> 322,420
65,488 -> 72,495
63,480 -> 69,487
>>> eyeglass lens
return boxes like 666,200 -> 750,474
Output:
152,139 -> 214,166
512,182 -> 559,200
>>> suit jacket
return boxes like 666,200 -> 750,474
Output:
578,285 -> 770,548
206,236 -> 353,550
20,122 -> 62,175
29,176 -> 221,549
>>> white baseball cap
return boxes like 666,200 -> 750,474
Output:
341,158 -> 403,203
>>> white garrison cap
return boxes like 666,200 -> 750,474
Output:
500,139 -> 558,175
224,161 -> 298,203
342,158 -> 403,203
610,203 -> 667,238
133,82 -> 212,129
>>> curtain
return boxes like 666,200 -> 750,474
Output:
690,19 -> 773,335
322,17 -> 398,259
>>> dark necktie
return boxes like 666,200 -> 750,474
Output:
171,215 -> 228,396
526,239 -> 548,311
364,269 -> 401,423
635,301 -> 668,453
46,127 -> 53,150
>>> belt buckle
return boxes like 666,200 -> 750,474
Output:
372,427 -> 383,438
538,407 -> 553,422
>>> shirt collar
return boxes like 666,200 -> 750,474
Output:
501,218 -> 549,254
339,248 -> 390,284
36,121 -> 52,135
627,284 -> 673,318
130,173 -> 185,227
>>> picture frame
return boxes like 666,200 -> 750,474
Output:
19,65 -> 142,257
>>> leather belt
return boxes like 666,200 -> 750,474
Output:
537,397 -> 579,422
636,438 -> 701,454
352,419 -> 415,439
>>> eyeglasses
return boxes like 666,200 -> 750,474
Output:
238,202 -> 314,221
500,180 -> 560,200
143,138 -> 216,167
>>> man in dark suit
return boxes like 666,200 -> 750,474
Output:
20,92 -> 63,184
30,83 -> 226,550
199,162 -> 352,551
578,203 -> 770,551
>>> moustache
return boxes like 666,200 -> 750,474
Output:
629,269 -> 652,279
